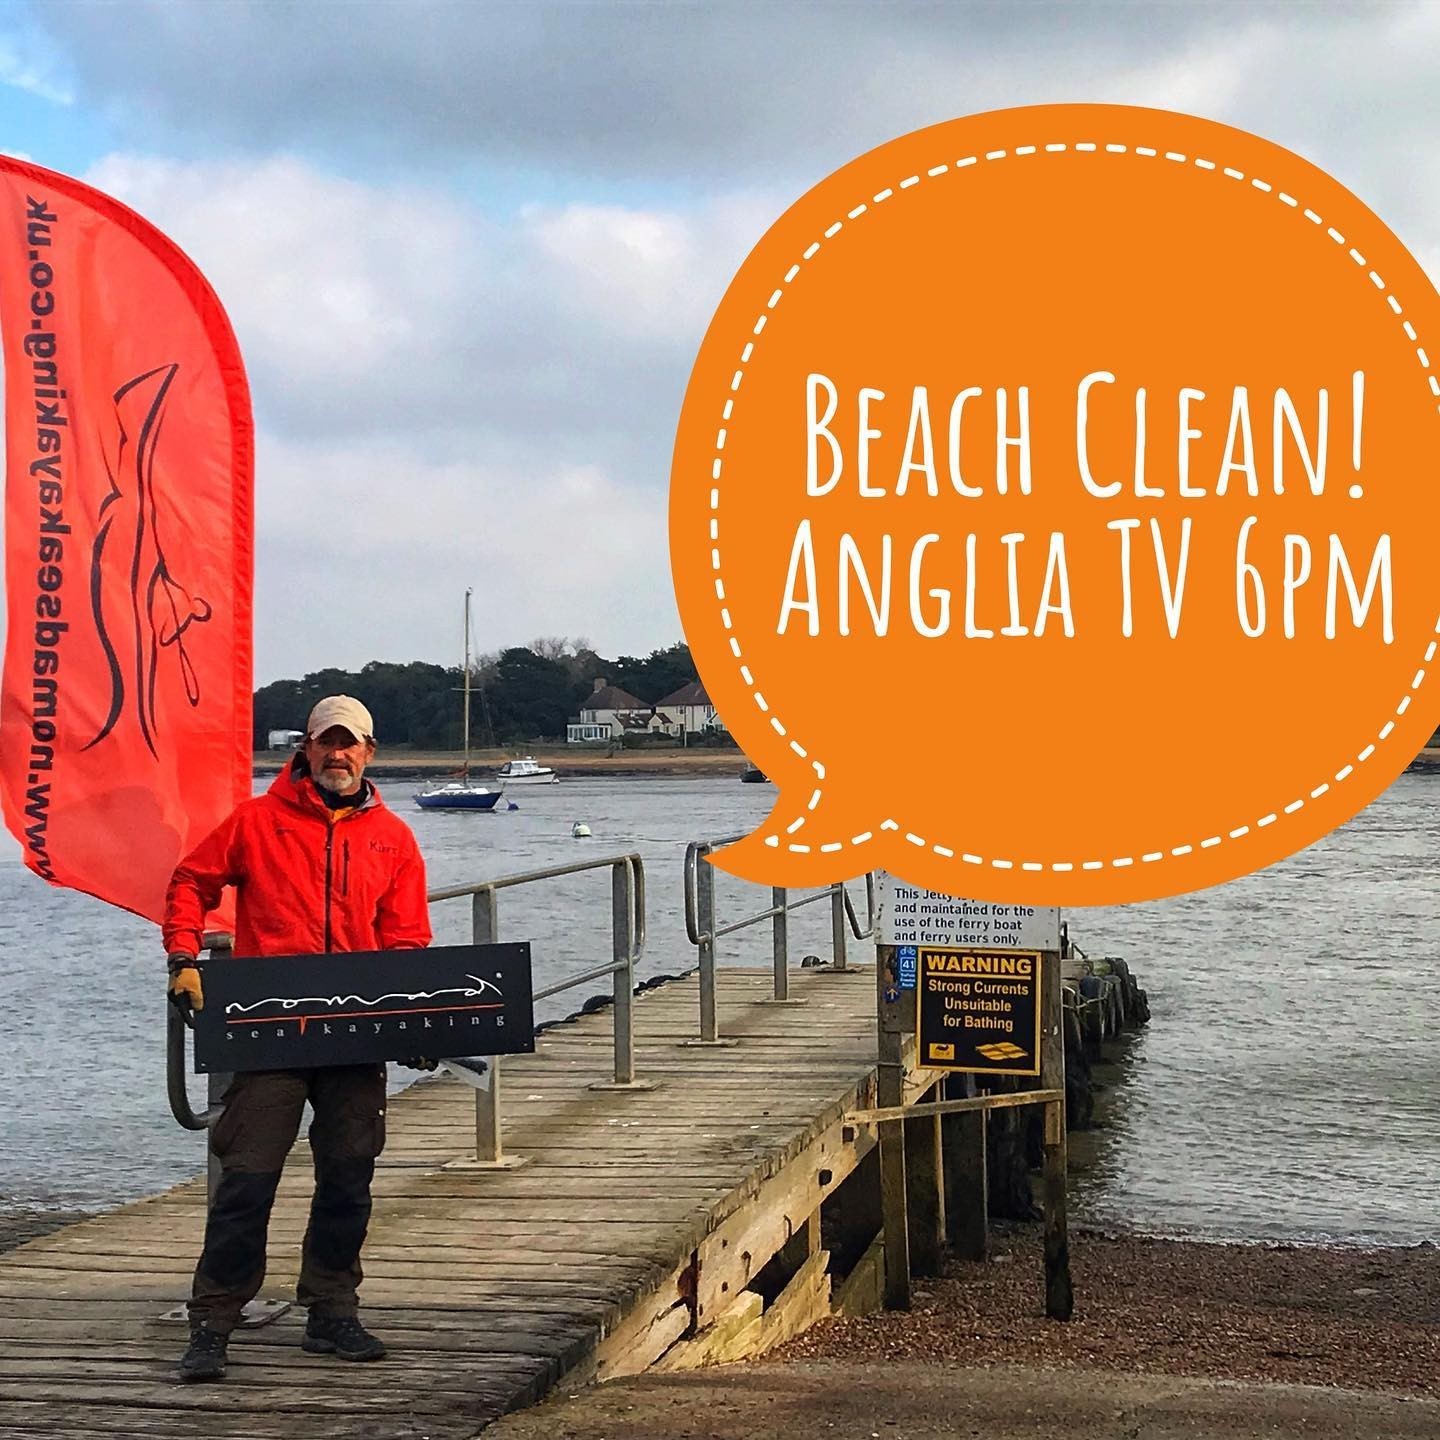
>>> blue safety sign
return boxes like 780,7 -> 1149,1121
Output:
897,944 -> 918,990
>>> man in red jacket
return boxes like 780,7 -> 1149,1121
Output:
164,694 -> 431,1383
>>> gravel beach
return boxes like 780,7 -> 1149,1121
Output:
486,1227 -> 1440,1440
779,1226 -> 1440,1395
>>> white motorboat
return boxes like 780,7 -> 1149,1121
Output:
494,756 -> 559,786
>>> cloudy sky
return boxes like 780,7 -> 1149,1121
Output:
2,0 -> 1438,682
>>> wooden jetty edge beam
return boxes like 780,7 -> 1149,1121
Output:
846,1088 -> 1066,1123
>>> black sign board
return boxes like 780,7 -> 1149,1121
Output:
191,943 -> 534,1073
915,946 -> 1041,1076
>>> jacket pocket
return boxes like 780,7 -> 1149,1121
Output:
310,1065 -> 387,1161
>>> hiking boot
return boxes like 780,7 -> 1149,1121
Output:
178,1326 -> 228,1382
302,1312 -> 387,1361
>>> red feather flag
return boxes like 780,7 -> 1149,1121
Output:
0,158 -> 253,924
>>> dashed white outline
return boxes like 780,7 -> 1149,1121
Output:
704,139 -> 1439,865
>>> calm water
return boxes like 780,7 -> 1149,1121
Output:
0,772 -> 1435,1244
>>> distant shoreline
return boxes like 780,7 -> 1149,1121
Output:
253,746 -> 752,780
251,745 -> 1440,781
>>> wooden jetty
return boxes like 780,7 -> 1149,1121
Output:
0,964 -> 923,1440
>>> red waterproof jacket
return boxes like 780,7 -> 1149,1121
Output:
163,760 -> 432,959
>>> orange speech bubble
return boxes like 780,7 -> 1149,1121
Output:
670,104 -> 1440,904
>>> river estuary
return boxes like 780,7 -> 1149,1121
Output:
0,770 -> 1434,1245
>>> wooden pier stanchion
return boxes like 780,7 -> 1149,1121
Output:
876,943 -> 911,1310
1040,948 -> 1074,1320
905,1080 -> 945,1277
941,1071 -> 988,1260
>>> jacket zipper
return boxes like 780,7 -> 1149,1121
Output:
324,824 -> 334,953
316,783 -> 370,953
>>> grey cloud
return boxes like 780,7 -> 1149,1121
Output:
82,155 -> 779,484
40,1 -> 1392,187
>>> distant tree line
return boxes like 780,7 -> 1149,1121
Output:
253,640 -> 699,749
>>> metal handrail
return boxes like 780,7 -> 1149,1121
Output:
1059,919 -> 1089,963
432,850 -> 647,967
427,851 -> 647,1163
683,842 -> 875,946
167,929 -> 238,1142
844,873 -> 878,940
166,1005 -> 208,1131
683,832 -> 745,944
683,834 -> 875,1043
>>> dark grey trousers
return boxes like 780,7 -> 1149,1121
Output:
189,1064 -> 387,1334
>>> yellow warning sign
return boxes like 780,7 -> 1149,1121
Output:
916,946 -> 1042,1076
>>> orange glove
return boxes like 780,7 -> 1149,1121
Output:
167,954 -> 204,1013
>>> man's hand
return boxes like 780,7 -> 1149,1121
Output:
398,1057 -> 438,1071
167,953 -> 204,1013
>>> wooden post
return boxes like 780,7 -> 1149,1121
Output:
941,1071 -> 988,1260
904,1082 -> 945,1277
1040,949 -> 1073,1320
876,943 -> 910,1310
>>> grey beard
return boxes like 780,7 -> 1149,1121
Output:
314,767 -> 362,796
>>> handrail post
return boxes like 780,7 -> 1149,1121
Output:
586,857 -> 659,1091
698,850 -> 718,1042
771,886 -> 789,1001
830,882 -> 848,972
612,860 -> 635,1084
470,887 -> 503,1164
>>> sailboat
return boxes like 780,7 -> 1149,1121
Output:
414,589 -> 505,812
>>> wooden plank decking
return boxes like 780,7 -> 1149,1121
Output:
0,964 -> 880,1440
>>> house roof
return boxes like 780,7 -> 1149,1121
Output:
584,683 -> 647,711
619,709 -> 673,729
657,679 -> 711,707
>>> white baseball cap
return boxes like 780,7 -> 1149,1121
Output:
306,695 -> 375,744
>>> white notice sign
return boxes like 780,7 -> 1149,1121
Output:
876,873 -> 1061,951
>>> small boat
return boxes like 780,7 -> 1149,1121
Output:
494,756 -> 559,786
571,820 -> 591,838
414,780 -> 505,812
415,589 -> 507,814
739,764 -> 769,783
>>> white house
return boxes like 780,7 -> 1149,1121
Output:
656,679 -> 724,735
566,679 -> 654,743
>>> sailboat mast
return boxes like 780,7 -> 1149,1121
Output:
462,587 -> 473,775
